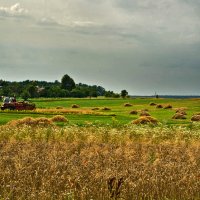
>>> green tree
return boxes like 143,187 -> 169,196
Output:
27,85 -> 38,98
21,90 -> 31,100
121,90 -> 128,98
61,74 -> 75,91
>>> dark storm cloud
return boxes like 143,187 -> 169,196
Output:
0,0 -> 200,94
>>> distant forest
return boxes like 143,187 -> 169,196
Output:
0,74 -> 121,99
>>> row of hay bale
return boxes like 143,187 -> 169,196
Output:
172,108 -> 187,119
7,115 -> 68,127
130,103 -> 200,124
150,102 -> 173,109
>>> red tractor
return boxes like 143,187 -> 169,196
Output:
1,97 -> 36,111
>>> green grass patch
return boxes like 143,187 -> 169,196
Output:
1,97 -> 200,126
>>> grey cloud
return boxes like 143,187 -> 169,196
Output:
0,3 -> 28,18
37,17 -> 62,26
0,0 -> 200,95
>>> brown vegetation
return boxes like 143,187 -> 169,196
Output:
0,125 -> 200,199
36,108 -> 93,115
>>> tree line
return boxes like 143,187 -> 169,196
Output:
0,74 -> 128,99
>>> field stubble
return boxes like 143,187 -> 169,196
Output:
0,122 -> 200,199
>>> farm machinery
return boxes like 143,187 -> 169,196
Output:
1,97 -> 36,111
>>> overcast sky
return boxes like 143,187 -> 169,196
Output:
0,0 -> 200,95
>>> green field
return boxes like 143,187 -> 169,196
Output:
1,97 -> 200,126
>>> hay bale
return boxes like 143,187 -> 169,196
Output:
56,106 -> 64,109
51,115 -> 68,122
132,116 -> 158,125
71,104 -> 80,108
176,110 -> 187,115
141,108 -> 149,112
7,117 -> 54,127
174,107 -> 188,112
124,103 -> 133,107
191,115 -> 200,121
140,111 -> 151,116
164,104 -> 173,109
129,110 -> 138,115
172,113 -> 187,119
149,102 -> 157,106
156,104 -> 163,109
92,107 -> 100,111
102,107 -> 111,111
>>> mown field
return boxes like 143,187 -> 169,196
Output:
1,97 -> 200,126
0,98 -> 200,199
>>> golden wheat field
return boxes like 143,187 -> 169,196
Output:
0,118 -> 200,199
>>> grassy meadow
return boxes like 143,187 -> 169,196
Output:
1,97 -> 200,199
1,97 -> 200,126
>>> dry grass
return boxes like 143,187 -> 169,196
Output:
51,115 -> 68,122
132,116 -> 158,125
36,108 -> 94,115
0,125 -> 200,199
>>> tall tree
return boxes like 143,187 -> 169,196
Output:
121,90 -> 128,98
61,74 -> 76,91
